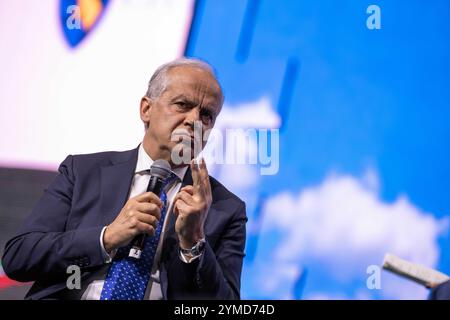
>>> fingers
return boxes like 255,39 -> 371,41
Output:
135,202 -> 161,220
190,158 -> 212,197
124,212 -> 157,237
135,212 -> 158,229
174,198 -> 191,216
190,158 -> 201,190
124,201 -> 162,236
126,208 -> 159,228
173,189 -> 193,221
109,192 -> 165,250
131,211 -> 161,237
180,185 -> 194,195
174,189 -> 209,218
174,189 -> 195,206
134,191 -> 163,208
136,221 -> 156,237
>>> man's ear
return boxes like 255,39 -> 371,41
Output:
140,96 -> 152,129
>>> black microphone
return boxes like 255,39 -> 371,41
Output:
128,159 -> 172,259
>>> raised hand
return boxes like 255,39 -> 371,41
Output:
173,158 -> 212,249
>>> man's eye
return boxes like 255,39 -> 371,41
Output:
201,110 -> 213,124
175,101 -> 187,107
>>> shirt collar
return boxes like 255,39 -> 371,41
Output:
136,143 -> 188,182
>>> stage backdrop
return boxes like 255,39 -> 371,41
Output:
1,0 -> 450,299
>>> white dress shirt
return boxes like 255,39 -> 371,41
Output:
82,143 -> 198,300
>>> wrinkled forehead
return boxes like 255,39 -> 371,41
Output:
164,66 -> 223,108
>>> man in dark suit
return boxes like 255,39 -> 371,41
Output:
1,58 -> 247,300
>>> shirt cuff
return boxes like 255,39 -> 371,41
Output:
100,226 -> 116,263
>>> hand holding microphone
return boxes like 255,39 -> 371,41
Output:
103,160 -> 171,258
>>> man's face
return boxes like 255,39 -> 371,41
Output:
140,66 -> 222,165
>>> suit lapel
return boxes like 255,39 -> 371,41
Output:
181,167 -> 194,188
99,146 -> 139,225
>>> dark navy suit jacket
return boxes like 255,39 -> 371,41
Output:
429,280 -> 450,300
2,146 -> 247,300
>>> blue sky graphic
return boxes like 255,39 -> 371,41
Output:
185,0 -> 450,299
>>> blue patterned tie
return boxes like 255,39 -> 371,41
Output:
100,172 -> 178,300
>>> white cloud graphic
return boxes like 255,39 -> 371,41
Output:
201,96 -> 447,299
246,169 -> 448,299
204,96 -> 279,198
216,96 -> 281,130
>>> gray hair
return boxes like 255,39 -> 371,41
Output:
145,57 -> 224,104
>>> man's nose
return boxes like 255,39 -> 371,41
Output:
183,107 -> 200,127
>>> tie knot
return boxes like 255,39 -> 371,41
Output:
162,172 -> 179,191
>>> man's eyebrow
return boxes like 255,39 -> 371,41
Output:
170,94 -> 189,102
171,94 -> 219,114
